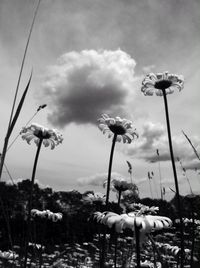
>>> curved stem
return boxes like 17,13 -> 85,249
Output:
162,90 -> 184,268
24,138 -> 43,268
105,133 -> 117,208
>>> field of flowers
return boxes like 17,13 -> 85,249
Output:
0,1 -> 200,268
0,178 -> 200,267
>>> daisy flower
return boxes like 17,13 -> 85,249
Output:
141,71 -> 184,96
98,114 -> 138,143
20,123 -> 63,149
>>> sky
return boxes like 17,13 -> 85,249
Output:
0,0 -> 200,200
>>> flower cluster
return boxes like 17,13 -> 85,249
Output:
20,123 -> 63,149
141,71 -> 184,96
175,218 -> 200,225
98,114 -> 138,143
128,203 -> 159,215
31,209 -> 63,222
82,192 -> 106,204
0,250 -> 17,260
94,211 -> 172,236
155,242 -> 190,257
28,242 -> 45,250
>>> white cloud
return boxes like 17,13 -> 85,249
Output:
125,121 -> 200,170
77,172 -> 124,186
40,49 -> 137,128
142,65 -> 155,73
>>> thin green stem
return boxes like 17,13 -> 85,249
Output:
24,138 -> 43,268
162,89 -> 184,268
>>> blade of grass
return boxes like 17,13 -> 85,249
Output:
8,0 -> 41,128
0,72 -> 32,182
8,71 -> 33,137
182,130 -> 200,161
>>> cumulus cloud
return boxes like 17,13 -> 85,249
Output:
77,172 -> 124,186
125,121 -> 200,170
40,49 -> 137,128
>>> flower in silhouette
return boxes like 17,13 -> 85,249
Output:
104,178 -> 132,192
98,114 -> 138,143
20,123 -> 63,149
141,71 -> 184,96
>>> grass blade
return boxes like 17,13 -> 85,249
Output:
182,130 -> 200,161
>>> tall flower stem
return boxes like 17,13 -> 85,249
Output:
135,222 -> 140,268
105,133 -> 117,208
162,89 -> 184,268
24,138 -> 43,268
100,134 -> 117,268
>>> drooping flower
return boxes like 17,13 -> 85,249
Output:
141,71 -> 184,96
98,114 -> 138,143
94,211 -> 172,236
20,123 -> 63,149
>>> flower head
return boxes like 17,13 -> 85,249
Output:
31,209 -> 63,222
98,114 -> 138,143
128,203 -> 159,215
94,211 -> 172,237
83,192 -> 106,204
20,123 -> 63,149
0,250 -> 17,260
141,71 -> 184,96
104,178 -> 133,192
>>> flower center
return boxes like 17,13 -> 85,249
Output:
109,125 -> 126,135
34,130 -> 51,139
154,80 -> 172,90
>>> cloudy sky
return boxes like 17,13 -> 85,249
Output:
0,0 -> 200,200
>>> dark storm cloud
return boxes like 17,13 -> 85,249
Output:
41,49 -> 137,127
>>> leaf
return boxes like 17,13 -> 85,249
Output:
8,72 -> 32,138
